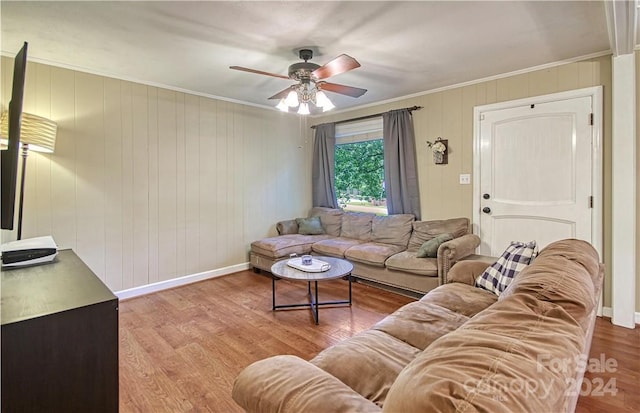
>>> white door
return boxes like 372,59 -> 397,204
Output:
476,92 -> 599,256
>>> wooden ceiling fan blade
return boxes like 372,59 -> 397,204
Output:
229,66 -> 290,80
312,54 -> 361,80
268,87 -> 293,100
319,82 -> 367,98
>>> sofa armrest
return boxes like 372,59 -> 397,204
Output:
233,355 -> 380,413
276,219 -> 298,235
445,260 -> 494,285
436,234 -> 481,285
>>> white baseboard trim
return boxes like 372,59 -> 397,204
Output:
115,262 -> 251,300
600,306 -> 640,326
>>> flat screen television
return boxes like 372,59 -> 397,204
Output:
1,42 -> 28,230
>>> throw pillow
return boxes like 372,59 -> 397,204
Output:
416,233 -> 453,258
296,216 -> 325,235
475,241 -> 538,296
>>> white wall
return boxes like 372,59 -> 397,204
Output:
1,58 -> 311,292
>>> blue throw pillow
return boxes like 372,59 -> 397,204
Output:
296,216 -> 325,235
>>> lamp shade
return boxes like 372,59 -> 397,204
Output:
0,111 -> 57,153
315,91 -> 335,112
285,90 -> 299,107
297,102 -> 310,115
276,99 -> 289,112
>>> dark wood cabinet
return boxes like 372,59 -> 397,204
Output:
1,249 -> 119,412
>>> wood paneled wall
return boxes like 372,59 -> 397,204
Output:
1,59 -> 311,292
317,56 -> 615,306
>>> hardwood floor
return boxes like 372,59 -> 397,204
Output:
119,270 -> 413,412
575,317 -> 640,412
119,271 -> 639,412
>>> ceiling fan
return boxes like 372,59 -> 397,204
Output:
230,49 -> 367,114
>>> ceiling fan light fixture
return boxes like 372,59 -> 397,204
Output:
297,102 -> 310,115
276,99 -> 289,112
315,91 -> 335,112
232,50 -> 366,115
285,90 -> 299,107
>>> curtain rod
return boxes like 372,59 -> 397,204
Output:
310,105 -> 423,129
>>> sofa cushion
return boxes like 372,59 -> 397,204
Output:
446,259 -> 495,285
525,238 -> 602,289
416,233 -> 453,258
345,242 -> 406,267
312,237 -> 365,258
420,282 -> 498,318
475,240 -> 537,295
503,260 -> 598,334
341,212 -> 375,241
407,218 -> 469,251
500,239 -> 600,331
383,293 -> 586,413
251,234 -> 333,259
372,301 -> 469,351
311,329 -> 420,408
309,207 -> 344,236
384,251 -> 438,276
295,216 -> 325,235
232,355 -> 381,413
371,214 -> 415,248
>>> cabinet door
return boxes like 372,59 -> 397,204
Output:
1,299 -> 119,413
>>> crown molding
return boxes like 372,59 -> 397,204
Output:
604,0 -> 638,56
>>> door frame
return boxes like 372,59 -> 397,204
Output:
472,86 -> 603,261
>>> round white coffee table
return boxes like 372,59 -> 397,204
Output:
270,256 -> 354,325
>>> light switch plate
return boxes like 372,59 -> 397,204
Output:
459,174 -> 471,185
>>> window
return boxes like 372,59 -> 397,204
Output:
334,118 -> 387,215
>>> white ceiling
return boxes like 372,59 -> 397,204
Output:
0,1 -> 629,114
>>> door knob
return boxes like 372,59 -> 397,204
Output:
483,193 -> 490,199
482,207 -> 491,214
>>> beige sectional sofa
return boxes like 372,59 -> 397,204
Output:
233,239 -> 604,413
250,207 -> 480,294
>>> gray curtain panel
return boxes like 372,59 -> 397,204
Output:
383,109 -> 421,219
312,123 -> 338,208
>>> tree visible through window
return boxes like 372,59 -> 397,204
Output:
335,139 -> 387,215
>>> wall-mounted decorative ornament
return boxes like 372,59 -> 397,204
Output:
426,137 -> 448,165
